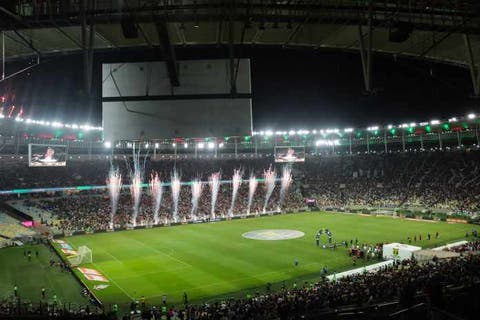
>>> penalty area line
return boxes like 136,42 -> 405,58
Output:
126,237 -> 192,268
92,263 -> 135,301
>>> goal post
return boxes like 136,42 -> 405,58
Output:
68,246 -> 92,266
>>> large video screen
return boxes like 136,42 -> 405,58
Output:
274,146 -> 305,163
28,144 -> 67,167
102,59 -> 252,141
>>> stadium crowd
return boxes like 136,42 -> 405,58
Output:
146,254 -> 480,320
1,151 -> 479,232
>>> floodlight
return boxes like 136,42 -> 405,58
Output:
104,141 -> 111,148
430,120 -> 440,125
184,143 -> 188,148
467,113 -> 476,119
198,142 -> 205,149
207,142 -> 215,149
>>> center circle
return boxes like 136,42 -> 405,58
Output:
242,229 -> 305,241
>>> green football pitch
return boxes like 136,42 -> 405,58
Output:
0,244 -> 88,306
56,212 -> 473,308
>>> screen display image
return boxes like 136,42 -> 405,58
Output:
28,144 -> 67,167
274,146 -> 305,163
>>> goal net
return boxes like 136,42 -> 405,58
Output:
68,246 -> 92,266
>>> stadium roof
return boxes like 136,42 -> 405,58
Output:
1,1 -> 480,94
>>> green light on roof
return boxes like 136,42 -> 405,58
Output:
407,127 -> 414,134
373,130 -> 379,136
244,136 -> 250,141
462,123 -> 469,129
442,123 -> 450,131
425,125 -> 432,133
390,128 -> 397,135
224,137 -> 230,141
356,131 -> 362,138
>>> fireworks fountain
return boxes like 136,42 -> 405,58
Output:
263,166 -> 277,213
228,169 -> 243,217
171,170 -> 181,223
190,179 -> 203,220
278,166 -> 293,211
107,166 -> 122,229
247,174 -> 258,215
129,147 -> 145,227
209,172 -> 221,219
150,172 -> 163,225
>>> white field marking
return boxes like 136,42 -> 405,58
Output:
98,247 -> 124,264
114,266 -> 191,280
125,236 -> 192,268
145,261 -> 324,300
92,262 -> 134,300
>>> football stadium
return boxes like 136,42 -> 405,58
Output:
1,1 -> 480,319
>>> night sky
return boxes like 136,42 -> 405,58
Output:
1,46 -> 476,129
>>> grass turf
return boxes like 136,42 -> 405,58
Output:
0,244 -> 88,306
59,212 -> 473,309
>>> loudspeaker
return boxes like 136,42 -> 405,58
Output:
121,15 -> 138,39
389,21 -> 413,43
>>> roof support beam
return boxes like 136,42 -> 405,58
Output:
155,15 -> 179,87
228,0 -> 237,96
463,34 -> 480,98
357,1 -> 374,94
81,0 -> 95,95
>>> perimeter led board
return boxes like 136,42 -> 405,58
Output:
28,144 -> 67,167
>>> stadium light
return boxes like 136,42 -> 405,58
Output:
219,142 -> 224,148
467,113 -> 476,119
184,143 -> 188,148
288,130 -> 296,136
448,117 -> 458,123
172,143 -> 176,147
419,122 -> 429,126
207,142 -> 215,149
316,139 -> 339,146
367,126 -> 378,131
265,130 -> 273,136
198,142 -> 205,149
154,143 -> 159,148
145,143 -> 149,148
344,128 -> 354,133
430,120 -> 440,125
409,122 -> 416,127
104,141 -> 111,148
